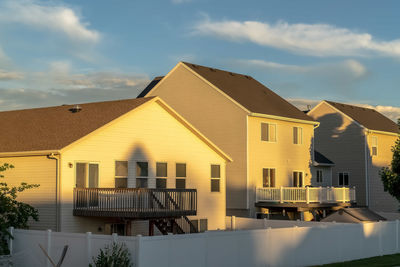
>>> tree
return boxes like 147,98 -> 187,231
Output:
380,119 -> 400,203
0,163 -> 39,255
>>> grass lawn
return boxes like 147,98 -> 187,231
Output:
318,254 -> 400,266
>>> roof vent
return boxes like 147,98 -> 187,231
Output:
69,105 -> 82,113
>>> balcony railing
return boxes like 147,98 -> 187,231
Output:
73,188 -> 197,219
256,186 -> 356,204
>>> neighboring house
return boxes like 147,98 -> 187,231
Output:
321,208 -> 386,223
308,100 -> 400,212
138,62 -> 355,220
311,150 -> 335,187
0,97 -> 232,235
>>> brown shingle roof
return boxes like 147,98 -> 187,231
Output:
325,101 -> 399,134
0,97 -> 154,153
182,62 -> 315,122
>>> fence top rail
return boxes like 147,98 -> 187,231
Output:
74,188 -> 197,193
257,186 -> 355,190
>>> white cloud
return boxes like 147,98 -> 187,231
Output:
0,69 -> 23,80
0,0 -> 100,43
241,59 -> 367,79
288,98 -> 400,122
194,18 -> 400,57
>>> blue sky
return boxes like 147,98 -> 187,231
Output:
0,0 -> 399,120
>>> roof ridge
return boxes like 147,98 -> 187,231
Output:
181,61 -> 254,79
325,100 -> 376,112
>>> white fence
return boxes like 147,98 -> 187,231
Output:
256,186 -> 356,203
10,220 -> 400,267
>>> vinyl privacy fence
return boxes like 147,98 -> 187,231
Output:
9,220 -> 400,267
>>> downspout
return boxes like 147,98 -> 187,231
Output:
47,153 -> 61,232
364,131 -> 369,207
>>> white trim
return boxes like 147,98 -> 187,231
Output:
338,172 -> 350,187
249,113 -> 318,126
262,167 -> 276,188
292,170 -> 305,187
293,126 -> 303,145
368,129 -> 399,137
261,122 -> 277,143
74,161 -> 100,188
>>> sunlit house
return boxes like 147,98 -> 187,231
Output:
308,100 -> 399,212
138,62 -> 355,220
0,97 -> 232,235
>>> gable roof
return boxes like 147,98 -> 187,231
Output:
137,76 -> 164,98
314,150 -> 334,166
324,100 -> 399,134
138,62 -> 315,123
0,97 -> 154,153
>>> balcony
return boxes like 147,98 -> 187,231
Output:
256,186 -> 356,204
73,188 -> 197,219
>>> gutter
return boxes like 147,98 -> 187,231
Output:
249,112 -> 320,126
47,153 -> 61,232
364,131 -> 369,207
0,150 -> 60,158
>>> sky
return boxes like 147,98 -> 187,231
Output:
0,0 -> 399,120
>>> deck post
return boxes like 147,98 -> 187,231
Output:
280,186 -> 283,203
231,216 -> 236,230
306,186 -> 310,204
342,187 -> 346,203
319,186 -> 322,203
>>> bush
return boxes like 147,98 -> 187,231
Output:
90,242 -> 132,267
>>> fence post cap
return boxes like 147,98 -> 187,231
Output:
47,229 -> 52,233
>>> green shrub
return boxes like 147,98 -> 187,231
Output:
90,242 -> 132,267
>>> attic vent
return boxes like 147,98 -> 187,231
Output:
69,105 -> 82,113
209,68 -> 216,72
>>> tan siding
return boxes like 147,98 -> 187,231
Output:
60,101 -> 226,233
367,133 -> 398,212
148,65 -> 248,211
309,102 -> 367,206
248,116 -> 314,215
0,156 -> 57,230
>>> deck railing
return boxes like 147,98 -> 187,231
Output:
256,186 -> 356,204
73,188 -> 197,219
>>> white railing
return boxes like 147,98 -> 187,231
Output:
256,186 -> 356,203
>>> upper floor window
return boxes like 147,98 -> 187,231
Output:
316,169 -> 323,183
262,168 -> 276,187
211,164 -> 221,192
293,127 -> 303,144
371,136 -> 378,156
115,161 -> 128,188
261,123 -> 277,142
338,172 -> 349,186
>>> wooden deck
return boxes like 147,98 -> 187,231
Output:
73,188 -> 197,219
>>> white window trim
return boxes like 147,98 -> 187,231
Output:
338,172 -> 350,186
293,127 -> 303,145
262,167 -> 276,188
74,161 -> 100,188
292,170 -> 305,187
156,162 -> 168,178
261,122 -> 277,143
135,161 -> 149,179
371,136 -> 378,156
114,160 -> 128,179
210,163 -> 221,193
316,169 -> 323,184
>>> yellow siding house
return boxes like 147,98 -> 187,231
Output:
139,62 -> 354,220
0,97 -> 231,235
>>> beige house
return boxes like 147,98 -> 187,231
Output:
0,97 -> 232,235
139,62 -> 354,219
308,100 -> 399,212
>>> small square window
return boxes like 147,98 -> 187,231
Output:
156,178 -> 167,189
156,162 -> 167,177
136,178 -> 148,188
176,178 -> 186,189
211,179 -> 220,192
136,162 -> 148,177
176,163 -> 186,177
211,165 -> 220,178
115,178 -> 127,188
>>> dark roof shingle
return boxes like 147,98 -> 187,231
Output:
326,100 -> 399,134
314,150 -> 334,165
0,97 -> 154,153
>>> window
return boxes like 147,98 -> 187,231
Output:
293,127 -> 303,144
176,163 -> 186,189
371,136 -> 378,156
338,172 -> 349,186
115,161 -> 128,188
75,162 -> 99,188
293,171 -> 303,187
211,164 -> 221,192
156,162 -> 167,189
261,123 -> 277,142
136,162 -> 148,188
262,168 -> 276,187
190,219 -> 208,233
316,170 -> 323,183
